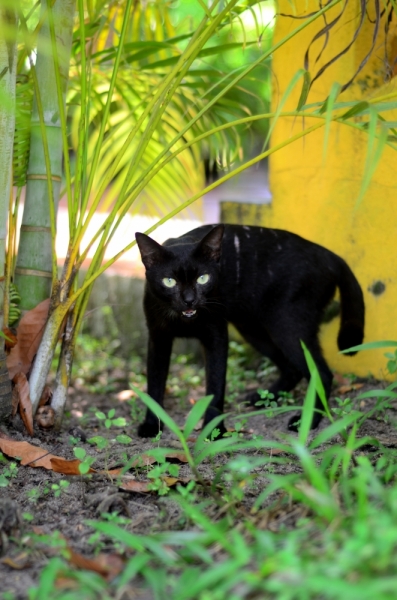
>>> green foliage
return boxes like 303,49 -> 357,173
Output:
51,480 -> 70,498
0,456 -> 18,487
20,338 -> 397,598
7,282 -> 21,326
385,350 -> 397,375
74,447 -> 96,475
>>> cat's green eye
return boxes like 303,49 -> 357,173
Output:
197,274 -> 210,285
162,277 -> 177,288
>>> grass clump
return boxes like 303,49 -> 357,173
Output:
4,338 -> 397,600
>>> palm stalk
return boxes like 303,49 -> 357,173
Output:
0,1 -> 17,421
14,0 -> 75,312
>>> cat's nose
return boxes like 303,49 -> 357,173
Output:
182,289 -> 195,307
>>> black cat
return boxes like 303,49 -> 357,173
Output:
135,224 -> 365,437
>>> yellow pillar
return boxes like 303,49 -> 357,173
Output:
222,1 -> 397,380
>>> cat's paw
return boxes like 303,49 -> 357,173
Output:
244,390 -> 262,407
207,422 -> 227,440
287,414 -> 300,433
287,412 -> 323,432
137,420 -> 162,438
203,409 -> 227,440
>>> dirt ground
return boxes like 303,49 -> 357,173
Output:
0,359 -> 396,599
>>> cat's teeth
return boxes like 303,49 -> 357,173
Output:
182,310 -> 196,317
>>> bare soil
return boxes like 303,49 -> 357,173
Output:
0,361 -> 396,599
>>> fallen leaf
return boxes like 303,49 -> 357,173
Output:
0,436 -> 92,473
333,373 -> 350,385
1,553 -> 31,570
337,383 -> 364,394
50,457 -> 96,475
39,385 -> 53,407
114,479 -> 152,493
3,327 -> 18,352
119,476 -> 192,493
66,548 -> 123,580
55,578 -> 79,591
13,373 -> 33,436
35,406 -> 55,429
11,385 -> 19,417
7,298 -> 50,379
32,526 -> 45,535
130,452 -> 188,467
0,437 -> 61,468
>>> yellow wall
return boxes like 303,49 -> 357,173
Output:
222,1 -> 397,380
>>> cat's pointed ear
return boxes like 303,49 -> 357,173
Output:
135,232 -> 168,269
195,225 -> 224,262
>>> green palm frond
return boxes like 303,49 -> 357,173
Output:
67,0 -> 271,216
13,73 -> 33,187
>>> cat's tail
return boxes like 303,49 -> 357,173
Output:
336,258 -> 365,355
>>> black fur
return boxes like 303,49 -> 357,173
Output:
135,224 -> 365,437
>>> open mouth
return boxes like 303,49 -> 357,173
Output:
182,309 -> 197,318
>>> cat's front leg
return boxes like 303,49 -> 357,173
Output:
200,326 -> 229,437
138,332 -> 173,438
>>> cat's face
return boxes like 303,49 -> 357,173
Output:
136,226 -> 224,321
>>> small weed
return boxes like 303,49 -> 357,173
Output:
385,349 -> 397,375
71,334 -> 128,393
88,409 -> 132,451
26,487 -> 42,504
128,396 -> 145,423
74,447 -> 96,475
51,480 -> 70,498
147,461 -> 180,495
332,395 -> 354,419
0,458 -> 18,487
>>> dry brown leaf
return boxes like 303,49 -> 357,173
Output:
92,553 -> 125,580
3,327 -> 18,352
337,383 -> 364,394
0,436 -> 83,472
119,476 -> 192,493
39,385 -> 53,407
55,578 -> 79,591
13,373 -> 33,436
50,457 -> 96,475
11,385 -> 19,417
0,552 -> 31,570
333,373 -> 351,385
130,452 -> 188,467
35,406 -> 55,429
117,479 -> 152,493
66,548 -> 123,579
7,298 -> 50,379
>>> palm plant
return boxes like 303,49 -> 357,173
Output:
0,2 -> 18,420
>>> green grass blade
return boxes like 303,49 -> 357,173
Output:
183,395 -> 214,439
89,521 -> 146,551
130,385 -> 181,439
340,100 -> 370,120
355,389 -> 397,400
321,81 -> 341,160
356,109 -> 389,207
297,69 -> 311,110
298,375 -> 317,445
309,411 -> 362,450
299,341 -> 332,444
263,68 -> 307,151
340,340 -> 397,353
